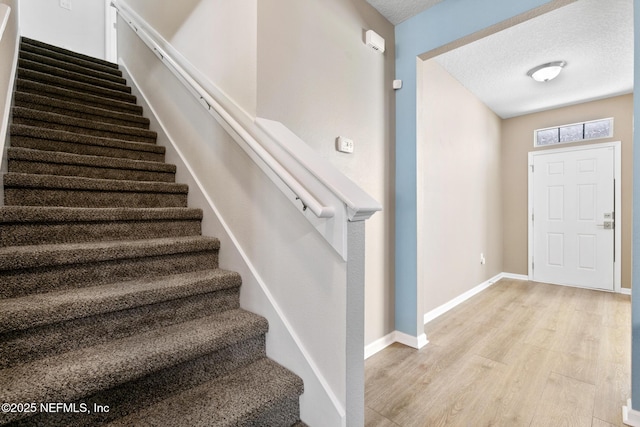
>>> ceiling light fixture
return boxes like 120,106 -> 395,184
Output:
527,61 -> 567,82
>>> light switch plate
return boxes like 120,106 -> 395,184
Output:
336,136 -> 354,154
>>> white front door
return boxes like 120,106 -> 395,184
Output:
531,145 -> 615,290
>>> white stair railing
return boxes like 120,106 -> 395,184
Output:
111,0 -> 381,260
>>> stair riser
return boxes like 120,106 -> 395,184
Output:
0,288 -> 241,368
21,39 -> 120,75
17,80 -> 142,114
19,58 -> 130,94
6,336 -> 266,426
8,159 -> 175,183
249,396 -> 302,427
1,218 -> 201,246
12,116 -> 157,143
19,51 -> 126,85
11,137 -> 165,162
18,69 -> 135,104
15,97 -> 149,130
4,188 -> 188,209
0,250 -> 219,298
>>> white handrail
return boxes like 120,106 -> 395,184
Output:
111,0 -> 381,223
161,49 -> 336,219
0,4 -> 11,43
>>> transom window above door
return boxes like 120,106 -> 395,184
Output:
534,118 -> 614,147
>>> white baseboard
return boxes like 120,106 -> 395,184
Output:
365,272 -> 630,361
500,272 -> 529,281
395,331 -> 428,350
364,332 -> 396,359
423,272 -> 515,325
364,331 -> 428,359
623,399 -> 640,426
365,273 -> 528,360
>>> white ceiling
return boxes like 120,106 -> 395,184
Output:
366,0 -> 444,25
369,0 -> 634,119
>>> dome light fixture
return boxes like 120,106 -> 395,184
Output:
527,61 -> 567,82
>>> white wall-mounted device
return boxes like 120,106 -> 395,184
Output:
365,30 -> 385,53
393,79 -> 402,90
336,136 -> 354,154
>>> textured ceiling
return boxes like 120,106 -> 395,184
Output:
432,0 -> 633,118
366,0 -> 444,25
368,0 -> 634,119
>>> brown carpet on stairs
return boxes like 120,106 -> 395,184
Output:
0,37 -> 305,427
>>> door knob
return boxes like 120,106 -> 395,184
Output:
597,221 -> 614,229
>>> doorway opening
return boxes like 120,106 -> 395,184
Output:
528,142 -> 622,292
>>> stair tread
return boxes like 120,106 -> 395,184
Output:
104,358 -> 303,427
14,91 -> 149,126
10,124 -> 164,154
0,206 -> 200,223
19,50 -> 126,85
0,309 -> 268,412
7,147 -> 174,173
18,68 -> 136,103
1,40 -> 303,425
17,79 -> 142,114
21,37 -> 119,71
12,106 -> 157,140
0,235 -> 219,271
0,269 -> 241,334
4,172 -> 188,193
18,42 -> 122,78
19,57 -> 131,93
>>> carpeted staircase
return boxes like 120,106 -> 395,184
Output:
0,37 -> 305,426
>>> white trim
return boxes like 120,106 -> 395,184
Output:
0,7 -> 19,172
424,273 -> 503,324
364,331 -> 428,359
364,332 -> 396,359
528,141 -> 623,293
120,62 -> 346,424
0,4 -> 10,41
104,0 -> 117,62
365,269 -> 630,361
395,331 -> 428,350
501,272 -> 529,281
365,272 -> 533,359
623,399 -> 640,426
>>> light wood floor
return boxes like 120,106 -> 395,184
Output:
365,279 -> 631,427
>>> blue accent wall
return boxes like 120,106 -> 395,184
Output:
633,0 -> 640,409
394,0 -> 556,336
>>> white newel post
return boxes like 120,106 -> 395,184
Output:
346,220 -> 366,426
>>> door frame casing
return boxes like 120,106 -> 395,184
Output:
105,0 -> 117,62
527,141 -> 622,293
